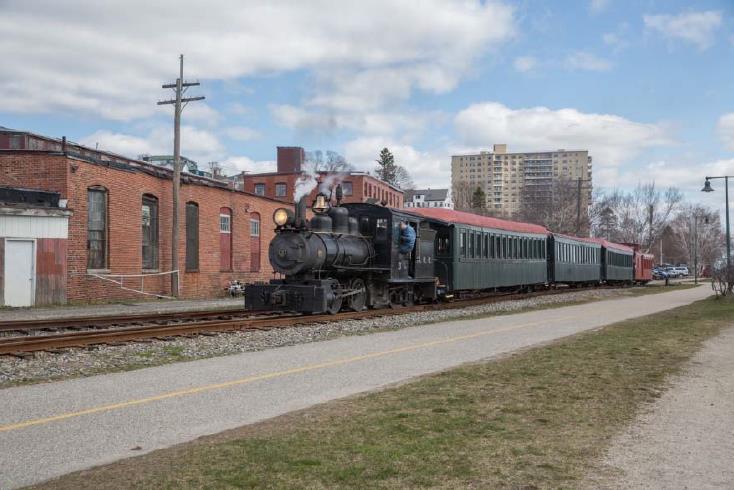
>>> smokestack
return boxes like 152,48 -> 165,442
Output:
61,136 -> 67,154
295,196 -> 308,229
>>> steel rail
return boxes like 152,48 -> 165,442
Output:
0,307 -> 248,333
0,286 -> 615,356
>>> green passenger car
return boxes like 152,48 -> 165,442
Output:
549,234 -> 602,284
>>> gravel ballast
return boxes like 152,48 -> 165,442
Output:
0,288 -> 634,388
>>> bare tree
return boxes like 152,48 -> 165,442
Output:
394,166 -> 415,190
669,204 -> 724,275
305,150 -> 354,173
519,177 -> 586,234
591,182 -> 682,250
452,180 -> 474,212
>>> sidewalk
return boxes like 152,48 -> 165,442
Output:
0,297 -> 243,322
590,326 -> 734,489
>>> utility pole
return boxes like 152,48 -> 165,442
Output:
576,177 -> 582,236
693,214 -> 698,285
648,204 -> 654,253
575,177 -> 592,236
157,55 -> 205,297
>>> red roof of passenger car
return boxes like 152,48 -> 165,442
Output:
404,207 -> 548,235
585,237 -> 634,253
552,233 -> 603,246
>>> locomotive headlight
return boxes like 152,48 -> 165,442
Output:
273,208 -> 293,227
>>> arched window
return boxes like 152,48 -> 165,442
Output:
250,212 -> 261,272
142,194 -> 159,270
220,207 -> 232,271
87,186 -> 108,270
185,202 -> 199,271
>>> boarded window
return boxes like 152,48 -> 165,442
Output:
250,212 -> 261,272
87,188 -> 107,269
142,195 -> 159,270
186,202 -> 199,271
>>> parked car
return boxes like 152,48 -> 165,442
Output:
673,266 -> 689,277
663,267 -> 681,278
652,269 -> 668,280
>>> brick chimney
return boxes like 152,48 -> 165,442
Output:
277,146 -> 305,173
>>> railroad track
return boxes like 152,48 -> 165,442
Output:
0,307 -> 249,333
0,287 -> 614,357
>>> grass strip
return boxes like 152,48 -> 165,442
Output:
37,294 -> 732,489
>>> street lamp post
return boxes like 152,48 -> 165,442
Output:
702,176 -> 731,288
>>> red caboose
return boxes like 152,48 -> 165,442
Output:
624,243 -> 653,283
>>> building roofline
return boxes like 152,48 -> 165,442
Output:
0,148 -> 288,206
451,149 -> 588,157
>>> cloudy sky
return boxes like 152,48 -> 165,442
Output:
1,0 -> 733,208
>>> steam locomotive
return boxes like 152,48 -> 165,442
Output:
244,185 -> 653,315
245,186 -> 438,314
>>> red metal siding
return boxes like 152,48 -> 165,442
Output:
36,238 -> 67,305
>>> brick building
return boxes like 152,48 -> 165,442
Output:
232,147 -> 404,208
0,128 -> 284,304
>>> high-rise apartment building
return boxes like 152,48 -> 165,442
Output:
451,144 -> 592,218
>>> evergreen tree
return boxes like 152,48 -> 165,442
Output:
471,186 -> 486,211
375,147 -> 397,184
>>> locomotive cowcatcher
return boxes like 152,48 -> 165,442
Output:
244,186 -> 438,314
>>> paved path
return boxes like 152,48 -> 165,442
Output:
589,326 -> 734,489
0,286 -> 709,488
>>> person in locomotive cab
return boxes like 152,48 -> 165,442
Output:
399,221 -> 416,255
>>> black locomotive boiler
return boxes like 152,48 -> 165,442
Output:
244,187 -> 438,314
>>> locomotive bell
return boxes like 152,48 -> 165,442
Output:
313,193 -> 329,214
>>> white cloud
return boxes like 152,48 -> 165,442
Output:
565,51 -> 613,71
599,158 -> 734,216
644,11 -> 722,50
224,126 -> 261,142
79,126 -> 225,164
220,156 -> 276,175
454,102 -> 673,168
78,131 -> 155,157
717,113 -> 734,151
343,137 -> 451,189
513,56 -> 538,73
1,0 -> 515,120
79,126 -> 278,177
590,0 -> 610,14
271,104 -> 442,138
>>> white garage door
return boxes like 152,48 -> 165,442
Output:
4,240 -> 35,307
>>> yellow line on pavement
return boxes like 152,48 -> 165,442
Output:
0,315 -> 575,433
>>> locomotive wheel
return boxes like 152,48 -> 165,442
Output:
327,296 -> 343,315
348,278 -> 367,311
